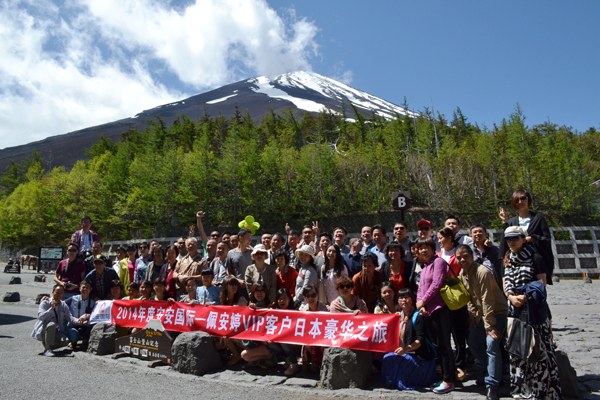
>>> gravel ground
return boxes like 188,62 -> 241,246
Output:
1,268 -> 599,400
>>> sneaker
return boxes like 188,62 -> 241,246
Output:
284,363 -> 302,377
43,349 -> 55,357
433,382 -> 455,394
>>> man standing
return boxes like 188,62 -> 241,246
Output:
343,237 -> 363,278
286,230 -> 301,268
84,241 -> 110,276
85,258 -> 119,301
300,225 -> 318,253
333,227 -> 350,254
393,221 -> 413,262
470,224 -> 502,289
225,229 -> 253,297
456,245 -> 508,400
360,226 -> 375,255
211,241 -> 229,286
261,233 -> 272,251
314,232 -> 332,269
54,242 -> 87,300
70,216 -> 99,258
412,220 -> 440,252
174,237 -> 204,294
176,237 -> 188,261
445,215 -> 474,249
368,224 -> 388,267
205,239 -> 218,263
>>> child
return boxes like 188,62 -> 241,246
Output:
196,269 -> 221,305
123,282 -> 139,300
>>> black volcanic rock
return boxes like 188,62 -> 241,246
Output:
0,71 -> 414,171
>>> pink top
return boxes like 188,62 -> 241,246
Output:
416,255 -> 449,316
127,260 -> 135,283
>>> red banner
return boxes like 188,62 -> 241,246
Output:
111,300 -> 400,353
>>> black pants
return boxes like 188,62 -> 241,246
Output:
426,306 -> 456,383
450,305 -> 469,370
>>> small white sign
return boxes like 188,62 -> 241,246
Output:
89,300 -> 114,325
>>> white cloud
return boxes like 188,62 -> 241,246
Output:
0,0 -> 319,149
331,61 -> 353,85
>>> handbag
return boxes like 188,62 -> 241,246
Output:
506,311 -> 541,364
438,267 -> 470,310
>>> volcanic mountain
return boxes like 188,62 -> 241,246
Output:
0,71 -> 416,170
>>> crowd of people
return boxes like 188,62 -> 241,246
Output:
32,190 -> 562,400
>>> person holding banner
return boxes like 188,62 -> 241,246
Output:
299,285 -> 329,372
382,288 -> 437,390
414,237 -> 456,394
239,289 -> 302,375
214,276 -> 248,366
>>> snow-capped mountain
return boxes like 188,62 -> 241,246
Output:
0,71 -> 415,170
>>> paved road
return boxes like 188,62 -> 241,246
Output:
1,268 -> 599,399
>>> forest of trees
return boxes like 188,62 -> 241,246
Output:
0,102 -> 598,250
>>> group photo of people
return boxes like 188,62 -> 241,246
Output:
32,189 -> 562,400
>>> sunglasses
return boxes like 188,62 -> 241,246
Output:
418,227 -> 430,231
505,236 -> 522,243
394,226 -> 406,230
305,292 -> 318,299
67,249 -> 78,253
338,284 -> 353,290
139,246 -> 148,249
211,234 -> 220,237
516,196 -> 528,203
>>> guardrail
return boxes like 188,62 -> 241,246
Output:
102,226 -> 600,275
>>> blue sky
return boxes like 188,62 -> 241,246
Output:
0,0 -> 597,149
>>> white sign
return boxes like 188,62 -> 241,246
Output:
89,300 -> 114,325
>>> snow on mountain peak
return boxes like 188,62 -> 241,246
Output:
250,70 -> 418,120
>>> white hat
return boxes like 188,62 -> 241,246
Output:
504,226 -> 527,238
251,244 -> 269,256
295,244 -> 315,261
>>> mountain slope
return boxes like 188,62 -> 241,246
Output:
0,71 -> 414,171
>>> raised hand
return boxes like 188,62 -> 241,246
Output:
499,207 -> 508,223
196,211 -> 206,219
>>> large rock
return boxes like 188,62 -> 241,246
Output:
555,350 -> 581,399
320,347 -> 373,389
34,275 -> 45,282
9,276 -> 21,284
87,322 -> 118,355
3,292 -> 20,302
171,331 -> 222,376
583,277 -> 592,284
35,293 -> 50,305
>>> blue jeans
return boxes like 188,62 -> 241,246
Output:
468,315 -> 507,388
66,324 -> 91,345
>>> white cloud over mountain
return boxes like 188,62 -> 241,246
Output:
0,0 -> 319,149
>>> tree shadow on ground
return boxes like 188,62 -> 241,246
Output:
0,313 -> 35,326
